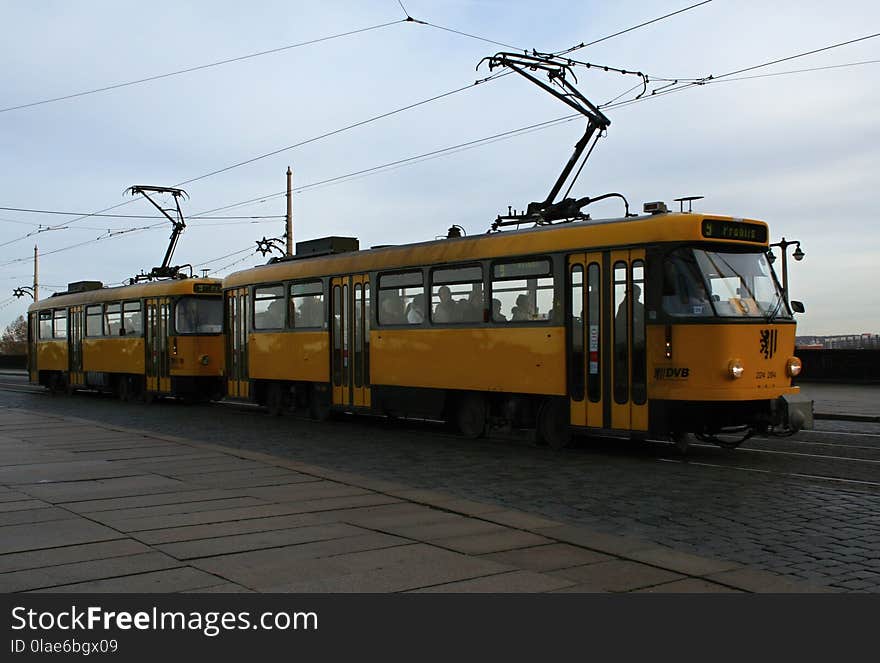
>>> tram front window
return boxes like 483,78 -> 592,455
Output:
175,297 -> 223,333
663,248 -> 790,319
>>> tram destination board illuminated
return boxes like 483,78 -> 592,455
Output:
193,283 -> 222,294
701,219 -> 768,243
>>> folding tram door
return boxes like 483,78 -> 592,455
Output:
27,312 -> 38,383
67,305 -> 84,387
330,274 -> 371,410
225,287 -> 250,399
145,297 -> 171,394
568,249 -> 647,433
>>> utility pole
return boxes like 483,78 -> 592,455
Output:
33,245 -> 39,303
285,166 -> 293,257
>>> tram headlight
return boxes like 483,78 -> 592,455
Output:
728,359 -> 745,379
786,357 -> 802,377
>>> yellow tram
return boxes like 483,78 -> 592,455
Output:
222,209 -> 812,449
27,278 -> 224,401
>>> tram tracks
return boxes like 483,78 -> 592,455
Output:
657,456 -> 880,491
2,377 -> 879,473
0,379 -> 43,395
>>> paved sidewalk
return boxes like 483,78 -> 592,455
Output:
798,383 -> 880,422
0,406 -> 835,593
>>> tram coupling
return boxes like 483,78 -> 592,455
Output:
768,394 -> 814,437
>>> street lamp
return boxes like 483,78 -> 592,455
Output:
767,237 -> 804,310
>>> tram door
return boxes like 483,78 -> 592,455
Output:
330,274 -> 371,409
145,297 -> 171,393
568,253 -> 604,428
568,250 -> 647,432
68,306 -> 84,386
27,312 -> 38,383
225,287 -> 250,399
609,249 -> 647,431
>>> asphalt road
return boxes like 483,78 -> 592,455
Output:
2,372 -> 879,592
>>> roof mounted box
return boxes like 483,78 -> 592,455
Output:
643,201 -> 669,215
67,281 -> 103,293
295,236 -> 359,257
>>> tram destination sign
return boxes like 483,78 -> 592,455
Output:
193,283 -> 222,294
701,219 -> 768,243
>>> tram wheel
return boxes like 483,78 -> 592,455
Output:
266,383 -> 288,417
455,393 -> 487,439
671,431 -> 690,454
536,398 -> 571,450
117,376 -> 131,402
308,384 -> 332,421
47,373 -> 64,396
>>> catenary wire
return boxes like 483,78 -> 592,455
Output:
603,33 -> 880,110
0,19 -> 406,114
6,17 -> 867,268
0,207 -> 285,219
555,0 -> 713,55
1,4 -> 708,246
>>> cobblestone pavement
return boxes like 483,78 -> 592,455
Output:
1,382 -> 879,592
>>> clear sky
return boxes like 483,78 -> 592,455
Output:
1,0 -> 878,335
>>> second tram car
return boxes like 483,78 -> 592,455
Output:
27,278 -> 225,402
222,209 -> 811,448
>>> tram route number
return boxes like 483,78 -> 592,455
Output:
755,370 -> 777,380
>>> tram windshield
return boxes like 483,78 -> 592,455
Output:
662,248 -> 790,319
175,296 -> 223,334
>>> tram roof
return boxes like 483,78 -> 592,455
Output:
223,211 -> 768,287
28,277 -> 222,312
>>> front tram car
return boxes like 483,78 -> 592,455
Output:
642,213 -> 812,449
27,278 -> 224,402
221,209 -> 811,450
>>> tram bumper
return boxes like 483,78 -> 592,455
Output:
777,394 -> 813,432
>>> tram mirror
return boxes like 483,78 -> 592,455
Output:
790,300 -> 805,313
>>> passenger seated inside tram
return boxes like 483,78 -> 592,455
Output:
406,293 -> 425,323
125,312 -> 141,335
511,294 -> 532,321
492,298 -> 506,322
459,285 -> 484,323
433,286 -> 457,323
298,296 -> 323,327
380,292 -> 406,324
257,299 -> 284,329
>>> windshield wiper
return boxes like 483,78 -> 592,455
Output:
764,292 -> 785,323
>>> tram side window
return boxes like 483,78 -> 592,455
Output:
39,311 -> 53,339
86,305 -> 103,337
290,281 -> 324,329
122,301 -> 142,336
253,285 -> 285,330
491,259 -> 554,323
430,265 -> 484,324
176,297 -> 223,333
105,304 -> 122,336
378,271 -> 423,325
53,309 -> 68,339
